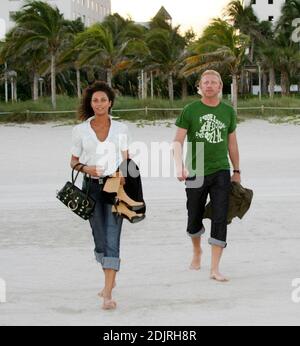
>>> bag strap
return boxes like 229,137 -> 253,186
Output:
72,163 -> 93,201
72,163 -> 87,185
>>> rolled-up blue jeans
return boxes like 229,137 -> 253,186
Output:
83,178 -> 123,272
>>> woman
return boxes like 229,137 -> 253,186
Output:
70,81 -> 130,310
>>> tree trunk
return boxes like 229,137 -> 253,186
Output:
138,70 -> 142,99
76,68 -> 81,99
280,70 -> 290,96
232,74 -> 238,113
250,39 -> 255,63
51,54 -> 56,110
269,67 -> 275,99
181,78 -> 188,99
5,77 -> 8,103
245,71 -> 250,94
168,72 -> 174,102
14,80 -> 17,102
150,71 -> 154,99
107,68 -> 112,87
10,78 -> 14,103
262,72 -> 268,95
143,71 -> 148,99
240,69 -> 245,95
33,72 -> 39,101
4,62 -> 8,103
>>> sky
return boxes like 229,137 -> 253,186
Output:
111,0 -> 232,34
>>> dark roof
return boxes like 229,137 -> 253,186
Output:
154,6 -> 172,20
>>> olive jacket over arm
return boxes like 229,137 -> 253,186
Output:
203,182 -> 253,225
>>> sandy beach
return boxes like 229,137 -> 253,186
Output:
0,118 -> 300,326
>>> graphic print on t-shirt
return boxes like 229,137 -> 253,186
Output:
195,114 -> 226,144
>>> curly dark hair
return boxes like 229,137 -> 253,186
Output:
78,81 -> 115,121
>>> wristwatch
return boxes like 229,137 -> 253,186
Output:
233,170 -> 241,174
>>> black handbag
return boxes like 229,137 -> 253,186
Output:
56,163 -> 96,220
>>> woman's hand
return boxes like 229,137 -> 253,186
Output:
120,177 -> 126,186
84,166 -> 104,177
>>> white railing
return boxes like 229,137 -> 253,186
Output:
1,105 -> 300,117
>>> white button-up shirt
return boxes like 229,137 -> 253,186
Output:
71,116 -> 130,177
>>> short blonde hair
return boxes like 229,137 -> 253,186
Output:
198,70 -> 223,99
200,70 -> 223,86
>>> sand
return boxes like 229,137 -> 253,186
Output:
0,119 -> 300,326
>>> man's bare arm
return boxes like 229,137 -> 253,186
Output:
228,131 -> 241,183
172,128 -> 189,181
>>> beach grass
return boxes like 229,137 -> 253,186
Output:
1,94 -> 300,124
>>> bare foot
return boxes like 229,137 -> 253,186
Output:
190,249 -> 203,271
210,272 -> 229,282
102,298 -> 117,310
98,282 -> 116,298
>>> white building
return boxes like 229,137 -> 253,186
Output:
0,0 -> 111,39
244,0 -> 285,23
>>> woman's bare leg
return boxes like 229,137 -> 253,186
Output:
102,269 -> 117,310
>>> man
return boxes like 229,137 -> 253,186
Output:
173,70 -> 241,282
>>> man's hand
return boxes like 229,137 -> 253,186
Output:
177,167 -> 189,182
231,172 -> 241,184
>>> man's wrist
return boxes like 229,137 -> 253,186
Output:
233,169 -> 241,174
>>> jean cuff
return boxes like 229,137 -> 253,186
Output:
187,226 -> 205,238
102,257 -> 121,272
208,237 -> 227,248
94,251 -> 104,264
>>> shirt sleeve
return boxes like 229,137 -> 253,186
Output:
175,105 -> 190,129
70,126 -> 83,157
228,108 -> 237,134
119,125 -> 131,152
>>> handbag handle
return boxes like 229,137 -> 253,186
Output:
72,163 -> 87,185
71,163 -> 92,201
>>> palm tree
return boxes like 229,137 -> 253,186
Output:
277,0 -> 300,38
57,18 -> 85,98
12,1 -> 74,109
274,34 -> 300,96
276,0 -> 300,95
255,21 -> 277,98
146,27 -> 186,102
182,19 -> 249,111
225,0 -> 262,94
75,23 -> 135,87
1,26 -> 48,101
225,0 -> 260,62
103,15 -> 150,97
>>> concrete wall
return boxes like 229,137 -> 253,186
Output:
0,0 -> 111,38
244,0 -> 285,23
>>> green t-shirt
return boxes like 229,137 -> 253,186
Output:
175,100 -> 237,177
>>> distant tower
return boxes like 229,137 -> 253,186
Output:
243,0 -> 285,23
154,6 -> 172,26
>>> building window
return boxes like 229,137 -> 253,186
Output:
268,0 -> 274,4
269,16 -> 274,22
